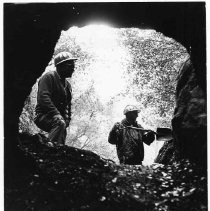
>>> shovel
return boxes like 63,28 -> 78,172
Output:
156,127 -> 173,141
126,126 -> 173,141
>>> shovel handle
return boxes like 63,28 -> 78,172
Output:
126,126 -> 158,134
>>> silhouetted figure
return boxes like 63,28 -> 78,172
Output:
108,105 -> 155,165
34,52 -> 77,146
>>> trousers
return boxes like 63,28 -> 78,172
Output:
34,113 -> 67,145
120,156 -> 142,165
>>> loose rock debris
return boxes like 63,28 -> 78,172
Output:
5,133 -> 207,211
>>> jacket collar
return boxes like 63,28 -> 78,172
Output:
55,70 -> 67,88
121,118 -> 138,127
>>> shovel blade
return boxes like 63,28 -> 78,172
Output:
156,128 -> 173,141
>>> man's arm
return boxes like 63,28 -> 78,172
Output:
108,123 -> 121,145
37,73 -> 60,116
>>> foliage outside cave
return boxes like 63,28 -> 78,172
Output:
19,26 -> 188,164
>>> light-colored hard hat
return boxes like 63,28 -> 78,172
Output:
54,52 -> 77,66
123,105 -> 140,115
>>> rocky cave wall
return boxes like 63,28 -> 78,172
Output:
4,3 -> 206,175
172,58 -> 207,165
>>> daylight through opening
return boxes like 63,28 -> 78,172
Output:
19,25 -> 189,165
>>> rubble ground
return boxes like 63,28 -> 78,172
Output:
5,133 -> 207,211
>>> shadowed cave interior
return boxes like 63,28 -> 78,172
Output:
4,3 -> 207,211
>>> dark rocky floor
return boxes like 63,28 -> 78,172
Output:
5,133 -> 207,211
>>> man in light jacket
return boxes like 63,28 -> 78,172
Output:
34,52 -> 77,146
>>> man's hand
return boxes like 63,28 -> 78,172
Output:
143,130 -> 156,145
53,114 -> 65,123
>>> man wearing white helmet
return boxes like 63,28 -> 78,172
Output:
34,52 -> 77,146
108,105 -> 155,165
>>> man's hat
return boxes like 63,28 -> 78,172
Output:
123,105 -> 140,115
54,52 -> 77,66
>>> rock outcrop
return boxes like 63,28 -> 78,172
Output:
156,59 -> 207,166
154,139 -> 178,165
172,59 -> 207,165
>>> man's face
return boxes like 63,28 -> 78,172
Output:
126,111 -> 138,122
57,60 -> 75,78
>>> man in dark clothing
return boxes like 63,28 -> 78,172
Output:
34,52 -> 77,146
108,105 -> 155,165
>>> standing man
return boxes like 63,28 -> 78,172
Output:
108,105 -> 155,165
34,52 -> 77,146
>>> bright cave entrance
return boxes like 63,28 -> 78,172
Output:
19,25 -> 189,165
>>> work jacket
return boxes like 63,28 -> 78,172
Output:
108,119 -> 154,164
35,70 -> 72,123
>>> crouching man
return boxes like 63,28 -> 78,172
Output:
34,52 -> 77,146
108,105 -> 155,165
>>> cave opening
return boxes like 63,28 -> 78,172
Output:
4,3 -> 207,210
19,24 -> 189,165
